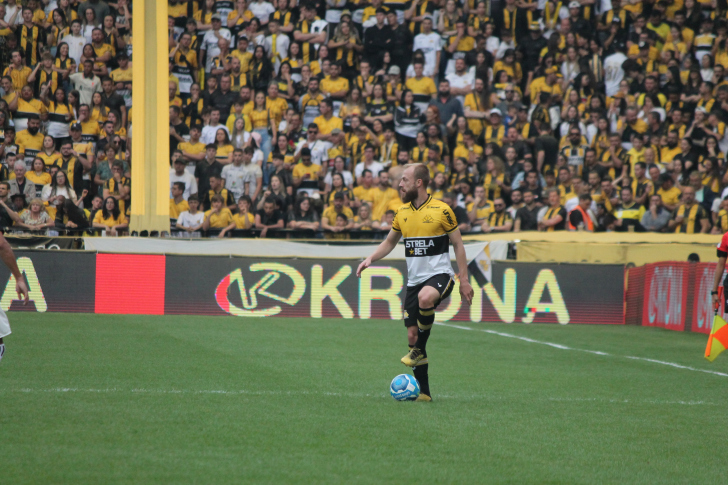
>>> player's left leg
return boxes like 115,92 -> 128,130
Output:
0,307 -> 11,364
414,285 -> 440,349
401,284 -> 440,367
402,275 -> 453,367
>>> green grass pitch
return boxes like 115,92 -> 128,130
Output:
1,313 -> 727,484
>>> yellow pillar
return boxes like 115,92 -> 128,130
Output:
130,0 -> 170,233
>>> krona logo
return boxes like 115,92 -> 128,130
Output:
215,263 -> 305,317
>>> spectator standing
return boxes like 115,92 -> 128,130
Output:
241,147 -> 263,203
69,59 -> 102,106
60,20 -> 86,66
200,14 -> 232,73
363,8 -> 392,70
194,144 -> 223,200
221,148 -> 251,203
429,79 -> 463,127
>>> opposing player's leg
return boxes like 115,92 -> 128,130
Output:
0,307 -> 11,365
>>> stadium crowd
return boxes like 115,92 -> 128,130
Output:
0,0 -> 727,237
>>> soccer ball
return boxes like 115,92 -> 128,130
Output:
390,374 -> 420,401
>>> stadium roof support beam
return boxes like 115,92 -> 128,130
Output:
130,0 -> 170,233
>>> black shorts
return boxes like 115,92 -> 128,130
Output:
403,273 -> 455,327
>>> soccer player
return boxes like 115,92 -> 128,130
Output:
357,164 -> 474,402
0,233 -> 30,363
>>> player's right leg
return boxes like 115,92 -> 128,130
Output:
401,284 -> 431,399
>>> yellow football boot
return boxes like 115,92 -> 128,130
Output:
401,347 -> 425,367
415,393 -> 432,402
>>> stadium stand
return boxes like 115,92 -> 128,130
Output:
0,0 -> 725,239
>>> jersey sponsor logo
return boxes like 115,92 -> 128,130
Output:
404,235 -> 449,257
423,215 -> 434,223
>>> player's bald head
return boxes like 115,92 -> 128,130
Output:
410,163 -> 430,189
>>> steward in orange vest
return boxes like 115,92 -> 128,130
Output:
567,194 -> 595,231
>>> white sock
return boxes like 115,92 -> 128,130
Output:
0,343 -> 5,362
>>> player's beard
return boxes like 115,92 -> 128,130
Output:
401,186 -> 418,203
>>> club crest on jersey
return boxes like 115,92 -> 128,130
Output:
423,215 -> 434,223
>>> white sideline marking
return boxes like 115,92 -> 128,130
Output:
437,322 -> 728,378
3,388 -> 716,405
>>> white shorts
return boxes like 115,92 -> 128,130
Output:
0,306 -> 10,338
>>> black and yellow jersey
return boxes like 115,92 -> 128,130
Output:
392,195 -> 457,286
613,201 -> 645,228
33,69 -> 60,97
716,209 -> 728,233
672,203 -> 708,234
18,24 -> 42,66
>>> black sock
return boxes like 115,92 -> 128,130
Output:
416,307 -> 435,351
413,364 -> 430,397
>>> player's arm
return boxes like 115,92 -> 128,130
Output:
0,234 -> 28,302
356,229 -> 402,277
447,228 -> 474,305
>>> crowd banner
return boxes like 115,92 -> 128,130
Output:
81,238 -> 508,262
465,232 -> 719,266
625,261 -> 718,334
0,251 -> 624,325
4,236 -> 81,250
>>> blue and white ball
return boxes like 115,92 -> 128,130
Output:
390,374 -> 420,401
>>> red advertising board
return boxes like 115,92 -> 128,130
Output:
95,254 -> 166,315
692,263 -> 717,335
642,264 -> 689,331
